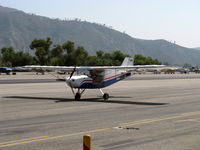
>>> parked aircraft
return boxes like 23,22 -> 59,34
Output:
24,57 -> 164,100
0,67 -> 12,75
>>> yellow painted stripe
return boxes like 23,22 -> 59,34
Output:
176,119 -> 200,123
1,111 -> 200,148
181,111 -> 200,116
122,116 -> 181,127
0,136 -> 48,145
120,111 -> 200,127
0,128 -> 110,148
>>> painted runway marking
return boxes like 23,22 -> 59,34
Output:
0,111 -> 200,148
0,136 -> 48,145
0,128 -> 110,148
176,118 -> 200,123
0,136 -> 49,148
119,111 -> 200,127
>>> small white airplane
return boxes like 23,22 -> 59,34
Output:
24,57 -> 164,100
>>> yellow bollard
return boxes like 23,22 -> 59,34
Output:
83,134 -> 92,150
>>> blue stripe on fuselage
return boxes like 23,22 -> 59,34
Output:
79,72 -> 131,89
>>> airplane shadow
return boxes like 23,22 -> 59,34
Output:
4,96 -> 168,106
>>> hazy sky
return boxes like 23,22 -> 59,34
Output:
1,0 -> 200,48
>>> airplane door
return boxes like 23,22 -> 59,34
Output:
89,69 -> 105,85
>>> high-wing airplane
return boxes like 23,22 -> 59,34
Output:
24,57 -> 164,100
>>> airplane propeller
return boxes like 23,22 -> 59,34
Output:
56,66 -> 76,82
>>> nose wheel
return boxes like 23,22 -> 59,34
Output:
75,93 -> 81,100
73,88 -> 85,100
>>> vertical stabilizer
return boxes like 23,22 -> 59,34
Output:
121,57 -> 134,66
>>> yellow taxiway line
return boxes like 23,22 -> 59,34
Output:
0,128 -> 110,148
120,111 -> 200,127
176,118 -> 200,123
0,136 -> 48,145
0,111 -> 200,148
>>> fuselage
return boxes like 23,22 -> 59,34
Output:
66,69 -> 132,89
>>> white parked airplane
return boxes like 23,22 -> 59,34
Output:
24,57 -> 164,100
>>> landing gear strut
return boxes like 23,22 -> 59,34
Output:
73,88 -> 85,101
99,89 -> 109,100
71,88 -> 109,100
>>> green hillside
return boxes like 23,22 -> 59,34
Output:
1,5 -> 200,65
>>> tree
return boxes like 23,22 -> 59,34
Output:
62,41 -> 75,54
0,47 -> 35,66
86,56 -> 98,66
1,39 -> 162,67
96,50 -> 104,58
0,47 -> 15,66
12,51 -> 35,66
134,54 -> 161,65
61,41 -> 76,66
35,47 -> 47,65
50,57 -> 62,66
73,46 -> 88,66
51,45 -> 63,57
30,37 -> 52,65
30,37 -> 52,51
49,44 -> 64,65
112,50 -> 130,65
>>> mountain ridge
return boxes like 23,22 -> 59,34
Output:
0,5 -> 200,65
195,47 -> 200,50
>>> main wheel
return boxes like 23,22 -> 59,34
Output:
75,93 -> 81,101
103,93 -> 109,100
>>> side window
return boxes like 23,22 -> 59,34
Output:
90,69 -> 105,84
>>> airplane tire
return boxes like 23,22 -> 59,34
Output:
103,93 -> 109,100
75,93 -> 81,101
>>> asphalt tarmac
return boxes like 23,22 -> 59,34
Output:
0,74 -> 200,150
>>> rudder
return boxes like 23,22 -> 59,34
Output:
121,57 -> 134,66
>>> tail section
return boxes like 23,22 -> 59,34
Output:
121,57 -> 134,66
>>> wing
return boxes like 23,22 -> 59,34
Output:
24,65 -> 75,71
23,65 -> 165,71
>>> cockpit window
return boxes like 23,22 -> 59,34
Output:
89,69 -> 105,84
